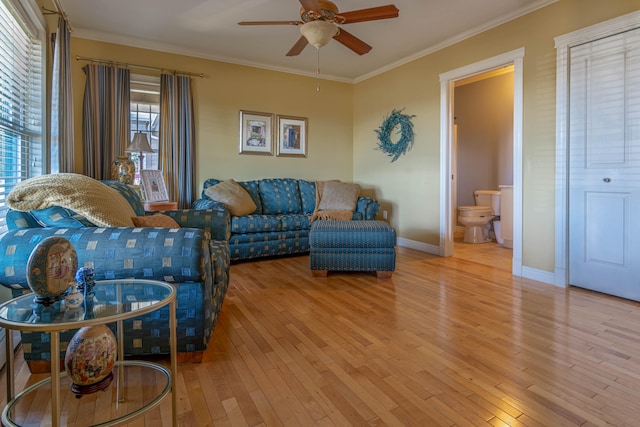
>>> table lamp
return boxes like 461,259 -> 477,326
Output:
126,132 -> 154,178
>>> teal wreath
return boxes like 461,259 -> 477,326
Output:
375,109 -> 416,162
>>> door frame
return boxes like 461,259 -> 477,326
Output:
439,48 -> 524,277
554,10 -> 640,287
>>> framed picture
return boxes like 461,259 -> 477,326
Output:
140,169 -> 169,202
239,110 -> 274,155
277,115 -> 308,157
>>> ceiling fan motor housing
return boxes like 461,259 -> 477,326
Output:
300,0 -> 340,22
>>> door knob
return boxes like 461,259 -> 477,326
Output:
603,178 -> 611,183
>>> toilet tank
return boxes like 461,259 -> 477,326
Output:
474,190 -> 501,215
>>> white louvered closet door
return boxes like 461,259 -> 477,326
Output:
569,27 -> 640,300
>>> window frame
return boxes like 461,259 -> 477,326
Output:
0,0 -> 47,235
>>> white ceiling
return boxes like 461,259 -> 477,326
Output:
58,0 -> 556,82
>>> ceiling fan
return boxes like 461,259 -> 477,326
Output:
238,0 -> 399,56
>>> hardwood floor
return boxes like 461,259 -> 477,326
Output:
4,244 -> 640,426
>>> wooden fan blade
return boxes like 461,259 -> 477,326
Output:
340,5 -> 399,24
333,28 -> 372,55
238,21 -> 302,26
298,0 -> 320,13
286,36 -> 309,56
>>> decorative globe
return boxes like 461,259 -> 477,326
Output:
26,236 -> 78,306
64,325 -> 117,395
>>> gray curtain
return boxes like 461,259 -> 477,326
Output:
50,16 -> 74,173
159,74 -> 196,208
82,64 -> 130,180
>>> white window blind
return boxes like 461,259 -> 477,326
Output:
0,0 -> 44,235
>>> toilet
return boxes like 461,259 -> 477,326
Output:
458,190 -> 501,244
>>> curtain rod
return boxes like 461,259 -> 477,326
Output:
75,55 -> 205,78
42,0 -> 74,32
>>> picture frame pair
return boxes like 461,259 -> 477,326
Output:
239,110 -> 308,157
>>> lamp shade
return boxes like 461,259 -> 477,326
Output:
300,21 -> 339,49
126,133 -> 154,153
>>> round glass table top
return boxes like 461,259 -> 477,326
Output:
0,279 -> 175,331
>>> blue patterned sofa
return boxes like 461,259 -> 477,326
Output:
192,178 -> 380,262
0,180 -> 231,373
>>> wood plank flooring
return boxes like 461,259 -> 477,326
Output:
4,243 -> 640,426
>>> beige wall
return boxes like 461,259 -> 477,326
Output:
55,0 -> 640,275
68,38 -> 355,194
353,0 -> 640,273
455,72 -> 514,208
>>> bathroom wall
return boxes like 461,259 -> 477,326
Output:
455,72 -> 514,207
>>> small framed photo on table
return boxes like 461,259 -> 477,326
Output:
140,170 -> 169,202
239,110 -> 274,155
276,115 -> 308,157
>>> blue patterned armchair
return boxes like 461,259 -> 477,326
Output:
0,180 -> 231,373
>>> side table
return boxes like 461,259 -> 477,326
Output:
144,201 -> 178,211
0,279 -> 178,427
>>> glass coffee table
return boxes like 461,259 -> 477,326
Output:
0,279 -> 177,427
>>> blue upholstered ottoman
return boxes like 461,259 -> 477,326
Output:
309,220 -> 396,278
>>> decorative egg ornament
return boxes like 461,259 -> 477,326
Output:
26,236 -> 78,305
64,325 -> 117,396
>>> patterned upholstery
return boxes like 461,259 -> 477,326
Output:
298,180 -> 317,215
309,220 -> 396,273
0,227 -> 230,365
0,178 -> 231,370
258,179 -> 302,215
195,178 -> 381,262
154,208 -> 230,241
102,180 -> 146,216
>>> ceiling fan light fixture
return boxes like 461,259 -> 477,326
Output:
300,20 -> 338,49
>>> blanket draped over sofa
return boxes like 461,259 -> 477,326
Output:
310,180 -> 361,221
6,173 -> 137,227
190,178 -> 380,262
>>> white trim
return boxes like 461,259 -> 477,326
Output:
554,10 -> 640,288
439,48 -> 525,276
397,237 -> 441,256
522,266 -> 556,286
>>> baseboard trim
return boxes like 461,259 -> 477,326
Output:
396,238 -> 442,256
522,266 -> 556,286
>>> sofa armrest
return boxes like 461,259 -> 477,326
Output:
149,207 -> 230,241
0,227 -> 216,289
356,197 -> 381,220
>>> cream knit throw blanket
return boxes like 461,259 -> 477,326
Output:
7,173 -> 136,227
310,180 -> 359,221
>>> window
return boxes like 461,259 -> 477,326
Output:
0,0 -> 45,235
130,74 -> 160,184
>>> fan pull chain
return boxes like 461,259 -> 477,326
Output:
316,48 -> 321,92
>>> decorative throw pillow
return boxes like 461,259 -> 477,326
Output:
204,179 -> 257,216
132,214 -> 180,228
318,181 -> 360,211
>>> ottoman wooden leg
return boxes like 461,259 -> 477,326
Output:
376,271 -> 393,279
312,270 -> 328,277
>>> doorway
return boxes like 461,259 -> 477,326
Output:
439,48 -> 525,277
453,67 -> 514,268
